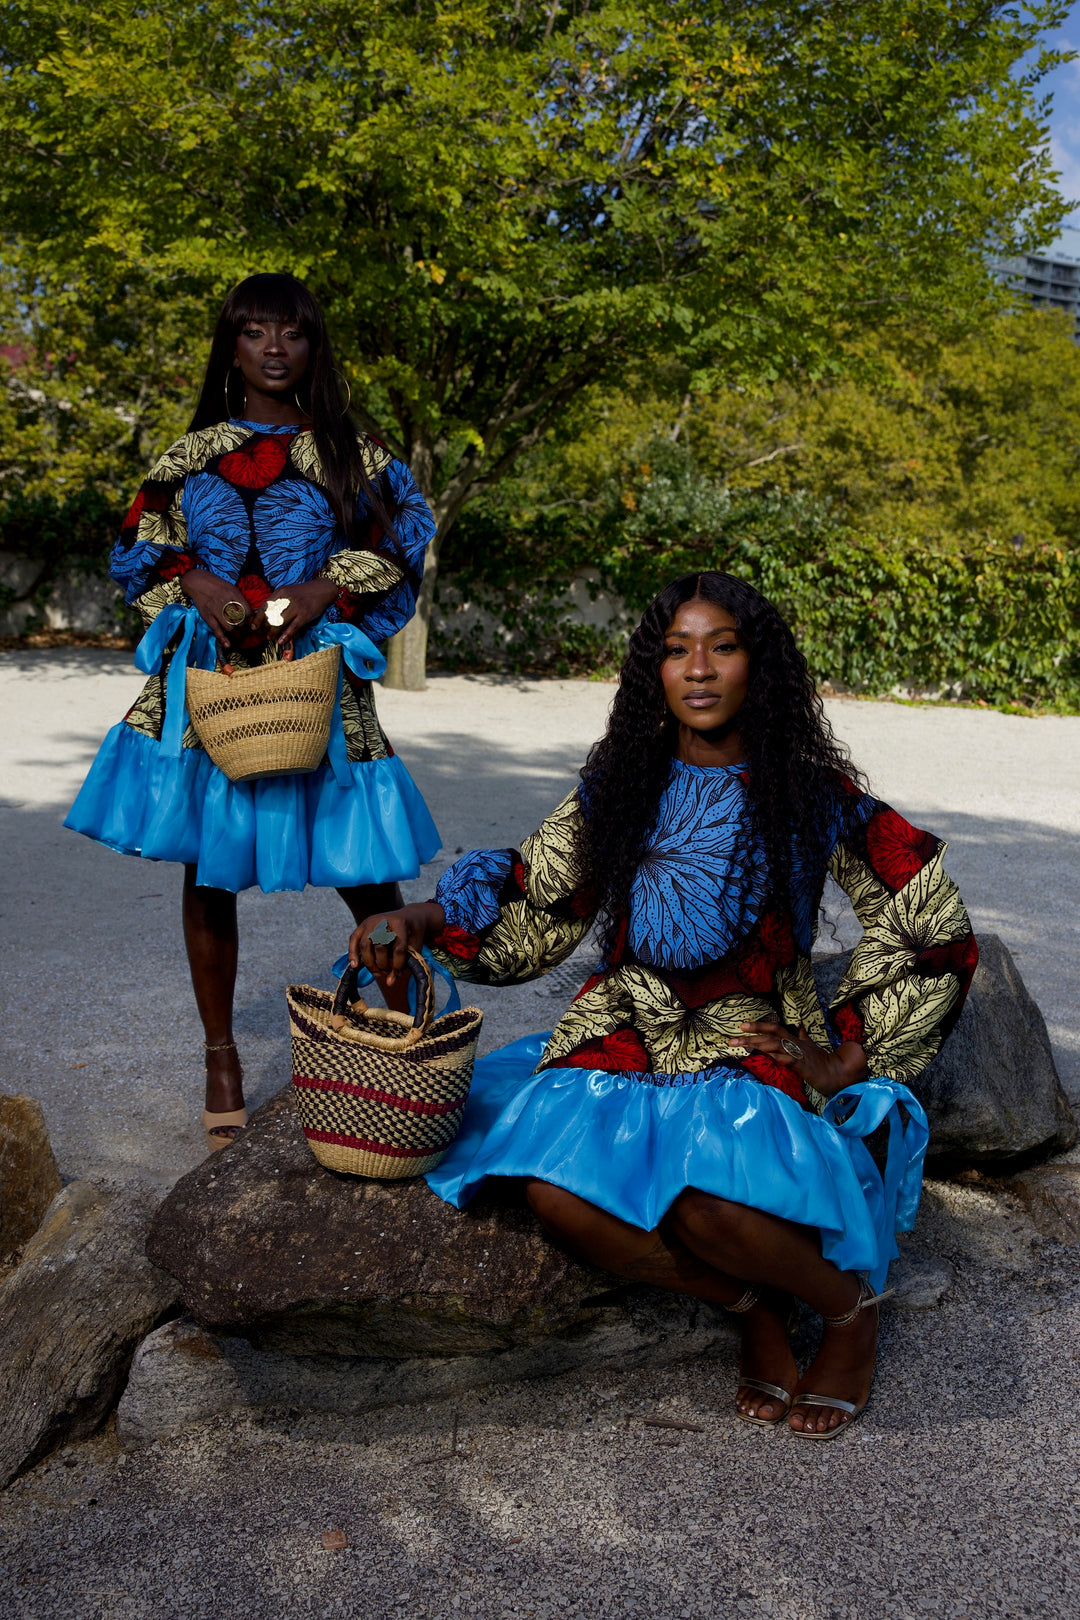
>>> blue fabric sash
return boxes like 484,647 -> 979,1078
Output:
134,604 -> 218,757
294,620 -> 386,787
134,607 -> 388,780
822,1079 -> 929,1290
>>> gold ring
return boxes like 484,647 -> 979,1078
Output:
221,599 -> 247,626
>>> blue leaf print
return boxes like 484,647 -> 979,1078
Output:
183,473 -> 251,580
628,767 -> 768,969
436,848 -> 515,934
253,479 -> 339,587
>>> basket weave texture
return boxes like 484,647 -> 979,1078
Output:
287,954 -> 483,1178
186,644 -> 340,782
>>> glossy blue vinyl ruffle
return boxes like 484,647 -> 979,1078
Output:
425,1034 -> 929,1290
64,719 -> 440,894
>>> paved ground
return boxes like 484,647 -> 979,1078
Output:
2,650 -> 1079,1617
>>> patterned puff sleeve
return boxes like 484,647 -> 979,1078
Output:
826,795 -> 978,1085
429,792 -> 596,985
110,427 -> 239,627
317,457 -> 434,643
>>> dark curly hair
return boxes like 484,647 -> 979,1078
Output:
578,572 -> 865,955
189,272 -> 407,571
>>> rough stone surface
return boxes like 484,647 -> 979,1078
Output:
888,1244 -> 955,1309
117,1292 -> 734,1448
814,931 -> 1076,1168
1002,1160 -> 1080,1245
0,1172 -> 179,1486
0,1093 -> 61,1265
147,1090 -> 620,1355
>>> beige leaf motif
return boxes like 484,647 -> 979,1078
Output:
470,898 -> 586,986
833,852 -> 967,1005
521,792 -> 588,911
828,843 -> 890,926
860,971 -> 958,1079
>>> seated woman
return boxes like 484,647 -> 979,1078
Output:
349,572 -> 976,1439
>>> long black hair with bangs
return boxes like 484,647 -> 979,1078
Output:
189,272 -> 400,557
578,572 -> 865,955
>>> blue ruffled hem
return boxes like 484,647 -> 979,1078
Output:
425,1034 -> 928,1290
64,720 -> 441,893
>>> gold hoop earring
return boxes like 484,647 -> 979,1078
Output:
334,369 -> 352,416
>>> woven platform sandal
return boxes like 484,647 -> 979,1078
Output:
789,1280 -> 894,1441
727,1287 -> 794,1428
202,1040 -> 248,1152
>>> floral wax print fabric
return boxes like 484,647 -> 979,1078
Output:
64,419 -> 439,893
425,761 -> 976,1289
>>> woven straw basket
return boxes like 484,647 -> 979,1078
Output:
287,951 -> 483,1178
186,644 -> 341,782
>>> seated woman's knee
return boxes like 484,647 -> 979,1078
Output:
671,1189 -> 750,1247
524,1178 -> 583,1237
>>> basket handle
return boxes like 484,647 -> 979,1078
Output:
332,948 -> 435,1033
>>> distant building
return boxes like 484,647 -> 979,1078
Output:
991,228 -> 1080,336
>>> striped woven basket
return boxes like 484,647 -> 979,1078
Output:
186,644 -> 340,782
287,952 -> 483,1178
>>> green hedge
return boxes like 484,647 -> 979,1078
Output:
441,446 -> 1080,711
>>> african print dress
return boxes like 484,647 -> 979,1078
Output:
65,418 -> 439,892
425,761 -> 977,1286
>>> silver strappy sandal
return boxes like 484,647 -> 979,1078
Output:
727,1287 -> 794,1428
789,1279 -> 894,1441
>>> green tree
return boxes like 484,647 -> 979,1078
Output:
0,0 -> 1069,683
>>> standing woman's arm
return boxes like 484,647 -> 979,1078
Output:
317,457 -> 435,643
826,795 -> 978,1085
110,444 -> 195,628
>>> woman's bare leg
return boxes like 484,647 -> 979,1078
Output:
182,866 -> 244,1118
670,1190 -> 878,1434
524,1179 -> 797,1423
338,881 -> 411,1012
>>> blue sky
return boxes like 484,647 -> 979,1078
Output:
1037,3 -> 1080,244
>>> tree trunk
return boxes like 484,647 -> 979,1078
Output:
382,533 -> 440,691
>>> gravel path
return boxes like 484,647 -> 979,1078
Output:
1,650 -> 1079,1617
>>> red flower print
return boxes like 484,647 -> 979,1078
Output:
155,551 -> 194,583
237,573 -> 272,611
668,960 -> 743,1009
737,909 -> 796,993
917,934 -> 979,981
832,1002 -> 865,1044
433,924 -> 481,961
865,808 -> 938,891
511,858 -> 527,894
740,1050 -> 809,1107
563,1026 -> 651,1074
122,490 -> 145,532
219,435 -> 290,490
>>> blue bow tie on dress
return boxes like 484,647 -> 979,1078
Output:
134,605 -> 387,787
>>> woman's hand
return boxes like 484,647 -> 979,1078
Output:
348,902 -> 446,986
251,578 -> 339,644
733,1021 -> 869,1099
180,568 -> 252,647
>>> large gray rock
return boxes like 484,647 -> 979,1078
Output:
117,1294 -> 732,1448
0,1173 -> 179,1486
813,932 -> 1076,1168
0,1093 -> 61,1266
147,1090 -> 650,1356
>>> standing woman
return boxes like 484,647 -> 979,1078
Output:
350,573 -> 977,1438
66,273 -> 440,1148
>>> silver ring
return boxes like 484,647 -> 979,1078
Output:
781,1038 -> 803,1058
